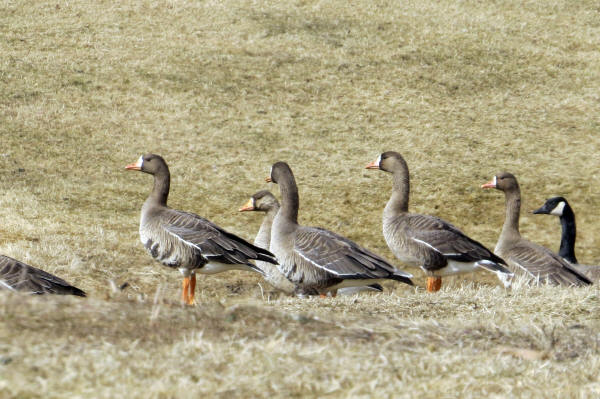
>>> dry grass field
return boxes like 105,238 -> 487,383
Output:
1,0 -> 600,397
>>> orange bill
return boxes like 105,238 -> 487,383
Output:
239,198 -> 255,212
365,159 -> 380,169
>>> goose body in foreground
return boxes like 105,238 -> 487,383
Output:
482,173 -> 592,286
533,197 -> 600,282
366,151 -> 513,292
126,154 -> 278,305
239,190 -> 384,295
266,162 -> 412,296
0,255 -> 86,296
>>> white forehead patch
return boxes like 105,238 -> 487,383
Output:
550,201 -> 565,216
377,154 -> 382,167
137,155 -> 144,167
493,175 -> 497,187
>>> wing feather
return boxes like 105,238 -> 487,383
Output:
395,214 -> 505,267
0,255 -> 86,296
162,209 -> 277,266
286,226 -> 412,283
506,242 -> 591,286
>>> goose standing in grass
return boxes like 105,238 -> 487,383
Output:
366,151 -> 512,292
239,190 -> 384,296
239,190 -> 295,294
125,154 -> 278,305
533,197 -> 600,282
266,162 -> 413,296
481,173 -> 592,286
0,255 -> 86,296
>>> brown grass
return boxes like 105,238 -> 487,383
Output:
1,0 -> 600,397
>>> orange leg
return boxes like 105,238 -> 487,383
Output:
426,276 -> 442,292
182,277 -> 190,304
188,274 -> 196,306
319,293 -> 327,298
330,290 -> 337,298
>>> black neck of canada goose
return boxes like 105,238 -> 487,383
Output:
558,204 -> 577,263
533,197 -> 578,264
271,162 -> 299,225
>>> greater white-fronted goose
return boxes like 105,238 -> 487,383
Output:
0,255 -> 86,296
482,173 -> 592,286
533,197 -> 600,281
366,151 -> 512,292
239,190 -> 295,294
266,162 -> 413,296
239,190 -> 384,296
125,154 -> 278,305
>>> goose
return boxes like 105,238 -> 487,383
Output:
265,162 -> 413,296
366,151 -> 512,292
533,197 -> 600,281
481,173 -> 592,286
0,255 -> 86,296
239,190 -> 384,296
125,154 -> 278,305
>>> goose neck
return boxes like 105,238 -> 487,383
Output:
499,189 -> 521,242
559,206 -> 577,263
147,170 -> 170,207
255,208 -> 278,249
384,164 -> 409,217
278,175 -> 299,224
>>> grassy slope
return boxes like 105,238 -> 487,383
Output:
1,0 -> 600,397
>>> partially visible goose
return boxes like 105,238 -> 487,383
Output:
239,190 -> 295,294
125,154 -> 278,305
533,197 -> 600,281
366,151 -> 512,292
482,173 -> 592,286
266,162 -> 413,295
0,255 -> 86,296
239,190 -> 384,296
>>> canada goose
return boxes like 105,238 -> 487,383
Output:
125,154 -> 278,305
533,197 -> 600,281
266,162 -> 413,295
366,151 -> 512,292
482,173 -> 592,286
0,255 -> 86,296
239,190 -> 384,295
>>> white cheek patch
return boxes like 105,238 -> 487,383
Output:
550,201 -> 565,216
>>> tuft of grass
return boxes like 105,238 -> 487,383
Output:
1,0 -> 600,396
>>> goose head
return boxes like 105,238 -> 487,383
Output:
265,161 -> 293,184
365,151 -> 406,173
533,196 -> 568,216
125,154 -> 169,176
239,190 -> 280,212
481,172 -> 519,193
